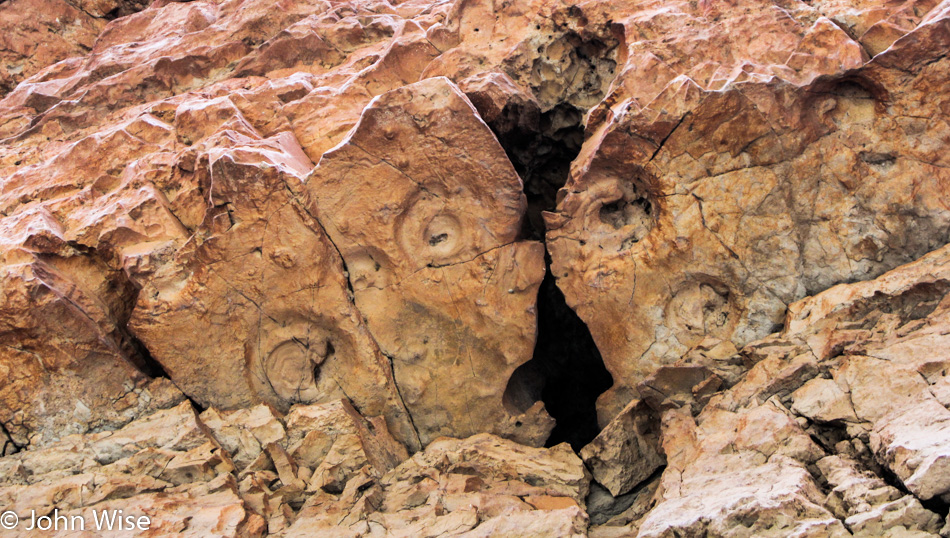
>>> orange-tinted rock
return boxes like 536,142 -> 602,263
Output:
127,128 -> 420,450
0,0 -> 150,96
306,77 -> 551,446
547,0 -> 950,424
2,0 -> 950,534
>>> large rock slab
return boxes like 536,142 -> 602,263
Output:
580,398 -> 663,498
128,128 -> 419,450
547,0 -> 950,424
306,76 -> 551,446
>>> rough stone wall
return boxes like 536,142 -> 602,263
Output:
1,0 -> 950,535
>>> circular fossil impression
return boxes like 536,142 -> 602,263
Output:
422,214 -> 462,259
595,178 -> 657,251
667,279 -> 737,349
396,191 -> 469,266
263,339 -> 333,403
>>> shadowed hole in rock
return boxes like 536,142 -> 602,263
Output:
522,30 -> 618,112
859,151 -> 896,168
504,259 -> 613,450
489,104 -> 614,449
599,183 -> 656,250
491,102 -> 585,240
476,23 -> 618,450
803,418 -> 950,518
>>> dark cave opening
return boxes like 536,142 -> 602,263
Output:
490,103 -> 585,240
482,97 -> 613,451
502,252 -> 613,451
536,255 -> 614,450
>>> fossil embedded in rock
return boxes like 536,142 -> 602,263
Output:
261,339 -> 334,404
2,0 -> 950,535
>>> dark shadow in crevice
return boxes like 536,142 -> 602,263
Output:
536,257 -> 613,450
493,103 -> 585,240
806,419 -> 950,519
475,78 -> 614,451
505,253 -> 614,451
504,255 -> 613,451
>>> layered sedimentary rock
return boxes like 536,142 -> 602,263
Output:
0,397 -> 589,537
546,0 -> 950,424
3,0 -> 950,535
591,241 -> 950,537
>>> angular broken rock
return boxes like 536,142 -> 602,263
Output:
128,129 -> 419,451
640,403 -> 843,537
0,401 -> 266,537
817,455 -> 942,535
286,433 -> 590,537
2,0 -> 950,535
305,76 -> 551,446
0,0 -> 150,96
282,399 -> 409,493
638,241 -> 950,536
580,398 -> 663,498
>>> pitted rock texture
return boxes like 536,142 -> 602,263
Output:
546,0 -> 950,424
2,0 -> 950,535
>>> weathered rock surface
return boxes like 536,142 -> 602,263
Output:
0,0 -> 149,96
0,400 -> 267,537
3,0 -> 950,535
604,242 -> 950,537
285,433 -> 590,537
306,76 -> 550,446
580,398 -> 662,498
0,398 -> 591,536
546,0 -> 950,424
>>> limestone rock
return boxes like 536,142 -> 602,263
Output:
0,0 -> 150,96
545,0 -> 950,425
305,76 -> 550,446
640,242 -> 950,536
0,401 -> 265,537
2,0 -> 950,535
580,398 -> 663,498
0,398 -> 416,537
286,433 -> 590,537
818,455 -> 942,536
638,403 -> 843,537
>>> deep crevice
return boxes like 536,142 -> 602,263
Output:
806,419 -> 950,519
126,322 -> 210,412
480,82 -> 614,451
126,323 -> 169,380
507,254 -> 614,451
0,421 -> 23,455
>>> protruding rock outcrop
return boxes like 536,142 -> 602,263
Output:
546,0 -> 950,425
306,76 -> 550,446
3,0 -> 950,535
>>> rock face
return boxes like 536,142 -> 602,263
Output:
545,0 -> 950,424
0,397 -> 589,537
0,0 -> 149,96
3,0 -> 950,535
305,76 -> 550,446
